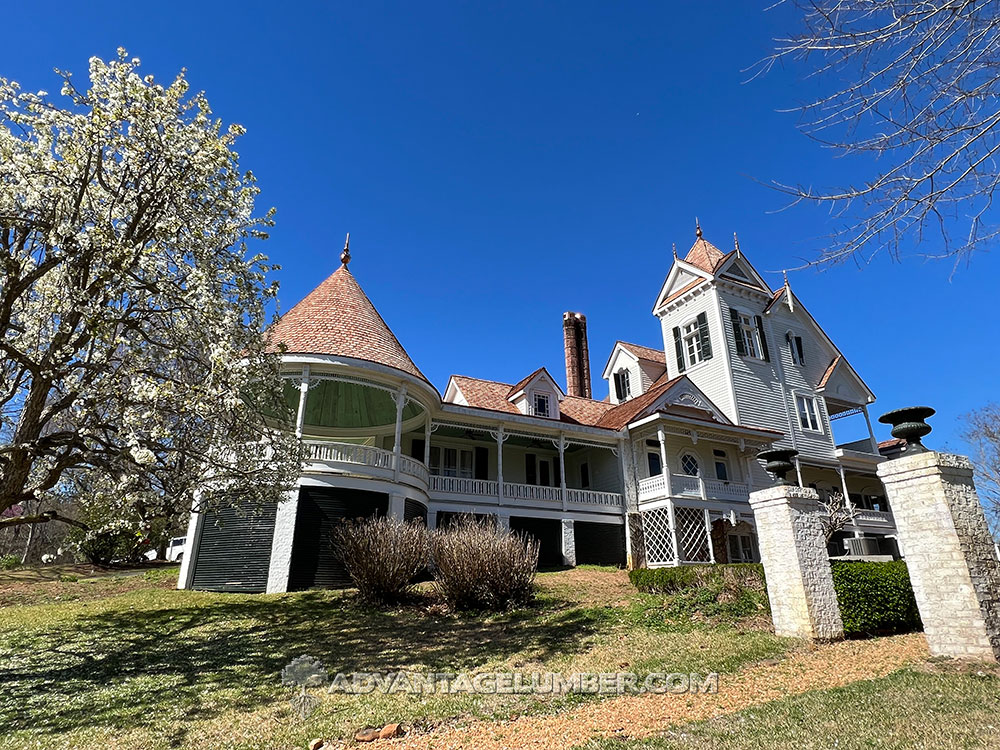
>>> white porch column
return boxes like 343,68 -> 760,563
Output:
176,492 -> 205,590
666,498 -> 680,565
426,508 -> 438,530
657,426 -> 669,489
388,493 -> 406,521
558,433 -> 567,511
794,456 -> 804,487
704,508 -> 716,563
618,438 -> 634,568
266,487 -> 300,594
862,405 -> 879,454
561,518 -> 576,566
423,415 -> 432,467
392,386 -> 407,480
496,425 -> 505,505
295,364 -> 311,438
496,512 -> 510,531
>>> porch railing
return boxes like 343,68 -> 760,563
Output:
638,473 -> 750,504
429,475 -> 499,497
304,440 -> 429,488
503,482 -> 562,503
566,488 -> 624,507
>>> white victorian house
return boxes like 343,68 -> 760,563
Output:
178,229 -> 898,593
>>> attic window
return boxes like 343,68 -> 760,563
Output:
532,392 -> 551,417
614,369 -> 632,401
682,321 -> 704,367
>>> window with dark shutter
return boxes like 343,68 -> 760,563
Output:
794,336 -> 805,365
647,452 -> 662,477
613,372 -> 624,400
580,462 -> 590,489
540,460 -> 551,487
525,453 -> 537,485
730,307 -> 746,356
696,311 -> 713,360
672,326 -> 686,372
754,315 -> 770,361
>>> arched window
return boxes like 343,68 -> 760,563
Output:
681,453 -> 700,477
613,369 -> 632,401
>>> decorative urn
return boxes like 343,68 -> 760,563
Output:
878,406 -> 935,454
757,448 -> 799,486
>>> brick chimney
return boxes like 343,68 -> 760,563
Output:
563,312 -> 592,399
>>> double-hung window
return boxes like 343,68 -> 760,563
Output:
796,394 -> 822,432
682,321 -> 703,367
713,448 -> 730,481
738,313 -> 760,359
431,446 -> 474,477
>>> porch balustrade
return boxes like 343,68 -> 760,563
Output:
637,473 -> 750,504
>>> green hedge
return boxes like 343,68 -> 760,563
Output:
831,560 -> 921,637
629,563 -> 766,594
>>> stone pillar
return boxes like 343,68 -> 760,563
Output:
749,485 -> 844,641
561,519 -> 576,566
265,488 -> 300,594
388,493 -> 406,521
877,451 -> 1000,661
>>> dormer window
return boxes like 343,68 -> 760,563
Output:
613,369 -> 632,401
532,392 -> 551,417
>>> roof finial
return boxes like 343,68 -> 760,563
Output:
340,232 -> 351,267
733,232 -> 740,254
695,217 -> 702,239
672,242 -> 678,260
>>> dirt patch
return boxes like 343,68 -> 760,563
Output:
379,633 -> 928,750
536,567 -> 634,608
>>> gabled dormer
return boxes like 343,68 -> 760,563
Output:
601,341 -> 666,405
506,367 -> 564,419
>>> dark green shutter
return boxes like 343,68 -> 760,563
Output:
755,315 -> 770,362
672,326 -> 686,372
730,308 -> 746,356
696,311 -> 712,360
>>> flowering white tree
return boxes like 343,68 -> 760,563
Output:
0,51 -> 302,554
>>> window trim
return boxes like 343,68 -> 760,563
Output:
712,448 -> 731,482
679,452 -> 700,477
531,391 -> 551,417
795,393 -> 823,433
614,368 -> 632,401
737,312 -> 761,359
681,317 -> 704,368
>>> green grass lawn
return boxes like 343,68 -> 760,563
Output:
0,565 -> 790,750
577,666 -> 1000,750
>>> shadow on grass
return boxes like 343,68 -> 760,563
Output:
0,588 -> 608,734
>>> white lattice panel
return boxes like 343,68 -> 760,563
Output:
675,506 -> 711,562
640,506 -> 676,566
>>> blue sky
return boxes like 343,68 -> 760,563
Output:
5,1 -> 997,450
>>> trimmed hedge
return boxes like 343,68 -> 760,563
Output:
830,560 -> 921,637
629,563 -> 766,594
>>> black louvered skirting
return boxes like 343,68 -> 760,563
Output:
190,502 -> 278,593
574,521 -> 626,567
509,516 -> 563,569
404,498 -> 427,523
287,486 -> 389,590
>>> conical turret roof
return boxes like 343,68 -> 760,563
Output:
267,265 -> 427,382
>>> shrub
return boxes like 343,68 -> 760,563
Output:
831,560 -> 921,636
430,517 -> 539,610
628,563 -> 769,624
0,555 -> 21,571
629,563 -> 766,594
334,516 -> 429,604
